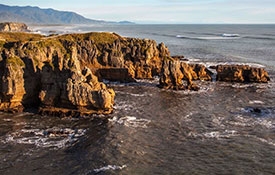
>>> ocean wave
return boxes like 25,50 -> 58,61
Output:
109,116 -> 151,128
245,135 -> 275,147
3,127 -> 86,149
243,36 -> 275,40
188,130 -> 239,139
176,35 -> 241,40
249,100 -> 265,104
113,102 -> 134,111
222,33 -> 240,37
85,165 -> 127,174
228,114 -> 275,129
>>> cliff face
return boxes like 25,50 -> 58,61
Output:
0,32 -> 169,114
73,33 -> 170,80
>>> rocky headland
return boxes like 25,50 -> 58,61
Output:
0,31 -> 170,115
0,22 -> 31,32
0,30 -> 270,116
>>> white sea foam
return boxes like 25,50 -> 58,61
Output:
203,130 -> 238,139
3,118 -> 12,122
249,100 -> 265,104
222,33 -> 240,37
190,130 -> 239,139
181,112 -> 194,122
228,114 -> 275,129
3,128 -> 86,149
176,35 -> 240,40
109,116 -> 151,128
92,165 -> 127,174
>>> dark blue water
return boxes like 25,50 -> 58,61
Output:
1,24 -> 275,175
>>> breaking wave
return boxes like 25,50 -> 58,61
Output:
176,34 -> 241,40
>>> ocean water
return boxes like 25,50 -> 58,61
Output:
1,24 -> 275,175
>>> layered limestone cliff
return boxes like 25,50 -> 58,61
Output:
0,31 -> 271,115
159,59 -> 270,90
215,64 -> 270,83
0,32 -> 169,114
159,58 -> 212,90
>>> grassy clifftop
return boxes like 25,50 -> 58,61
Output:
0,32 -> 120,43
0,32 -> 42,42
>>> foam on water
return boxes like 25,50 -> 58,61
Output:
189,130 -> 239,140
249,100 -> 265,104
87,164 -> 127,174
109,116 -> 151,128
3,127 -> 86,149
113,102 -> 134,111
228,113 -> 275,129
176,35 -> 241,40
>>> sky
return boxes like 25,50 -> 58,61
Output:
1,0 -> 275,24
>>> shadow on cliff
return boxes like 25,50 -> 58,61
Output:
0,59 -> 4,100
22,57 -> 41,112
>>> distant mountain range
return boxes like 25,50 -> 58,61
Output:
0,4 -> 133,24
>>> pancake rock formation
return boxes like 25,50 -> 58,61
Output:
159,58 -> 213,90
0,31 -> 170,115
0,30 -> 271,116
216,64 -> 270,83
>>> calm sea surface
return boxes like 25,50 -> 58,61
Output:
1,24 -> 275,175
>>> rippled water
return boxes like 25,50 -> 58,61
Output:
1,24 -> 275,174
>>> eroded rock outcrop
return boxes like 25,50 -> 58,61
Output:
0,31 -> 271,115
0,55 -> 25,112
0,32 -> 170,114
159,58 -> 212,90
216,64 -> 270,83
0,22 -> 31,32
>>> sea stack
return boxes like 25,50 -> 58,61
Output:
216,64 -> 270,83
